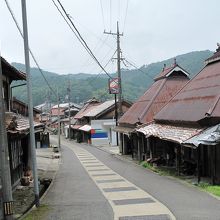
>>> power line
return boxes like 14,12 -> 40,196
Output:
118,0 -> 121,25
100,0 -> 105,30
89,49 -> 117,86
53,0 -> 115,81
110,0 -> 112,30
123,0 -> 129,33
80,35 -> 110,70
51,0 -> 95,60
124,59 -> 154,80
86,45 -> 115,74
82,50 -> 117,102
4,0 -> 56,97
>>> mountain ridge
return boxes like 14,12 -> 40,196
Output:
11,50 -> 213,106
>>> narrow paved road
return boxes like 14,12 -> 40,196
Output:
44,136 -> 220,220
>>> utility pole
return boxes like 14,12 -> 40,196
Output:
57,89 -> 61,149
104,21 -> 123,116
0,54 -> 13,220
67,81 -> 71,140
21,0 -> 40,207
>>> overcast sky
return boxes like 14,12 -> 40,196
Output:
1,0 -> 220,75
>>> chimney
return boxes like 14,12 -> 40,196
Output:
163,63 -> 166,71
216,43 -> 220,52
174,58 -> 177,66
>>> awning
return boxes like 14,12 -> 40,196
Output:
79,124 -> 91,132
137,122 -> 203,144
183,124 -> 220,148
71,124 -> 82,130
113,126 -> 134,135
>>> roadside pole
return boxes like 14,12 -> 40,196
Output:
0,52 -> 14,220
21,0 -> 40,207
104,21 -> 123,116
67,81 -> 71,140
57,89 -> 61,149
114,94 -> 119,146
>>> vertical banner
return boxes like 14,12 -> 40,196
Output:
108,78 -> 119,94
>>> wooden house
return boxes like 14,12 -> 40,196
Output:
1,57 -> 44,187
116,60 -> 190,160
72,98 -> 131,145
139,45 -> 220,184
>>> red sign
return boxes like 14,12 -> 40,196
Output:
108,78 -> 119,94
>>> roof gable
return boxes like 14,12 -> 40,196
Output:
119,65 -> 189,126
154,64 -> 189,81
155,47 -> 220,125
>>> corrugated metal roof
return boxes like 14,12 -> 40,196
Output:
119,65 -> 189,126
84,100 -> 115,117
154,64 -> 189,81
183,124 -> 220,147
155,49 -> 220,125
137,122 -> 203,144
52,102 -> 81,109
79,124 -> 91,132
74,101 -> 100,119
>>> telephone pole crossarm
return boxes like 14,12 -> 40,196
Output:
104,21 -> 123,116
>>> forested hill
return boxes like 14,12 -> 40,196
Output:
12,50 -> 213,106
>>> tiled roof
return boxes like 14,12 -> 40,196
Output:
137,122 -> 203,144
5,112 -> 43,134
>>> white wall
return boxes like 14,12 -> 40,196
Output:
91,119 -> 117,146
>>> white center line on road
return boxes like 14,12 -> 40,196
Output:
67,144 -> 176,220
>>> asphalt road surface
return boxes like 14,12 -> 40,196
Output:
43,136 -> 220,220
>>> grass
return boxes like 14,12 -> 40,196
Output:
22,204 -> 50,220
198,183 -> 220,197
140,161 -> 220,198
140,161 -> 179,177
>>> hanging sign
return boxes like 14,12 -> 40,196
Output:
108,78 -> 119,94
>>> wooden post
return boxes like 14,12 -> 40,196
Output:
137,133 -> 141,161
142,135 -> 145,161
197,146 -> 201,184
211,146 -> 216,185
177,146 -> 181,176
149,138 -> 153,158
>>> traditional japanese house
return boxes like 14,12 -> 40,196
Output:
1,57 -> 44,186
139,45 -> 220,184
83,99 -> 131,146
12,97 -> 41,121
51,102 -> 81,119
6,112 -> 43,186
72,98 -> 100,142
117,60 -> 190,160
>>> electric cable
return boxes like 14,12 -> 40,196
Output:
100,0 -> 106,30
110,0 -> 112,30
123,0 -> 129,33
4,0 -> 57,96
53,0 -> 116,81
124,59 -> 154,80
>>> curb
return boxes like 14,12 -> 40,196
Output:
18,150 -> 62,220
